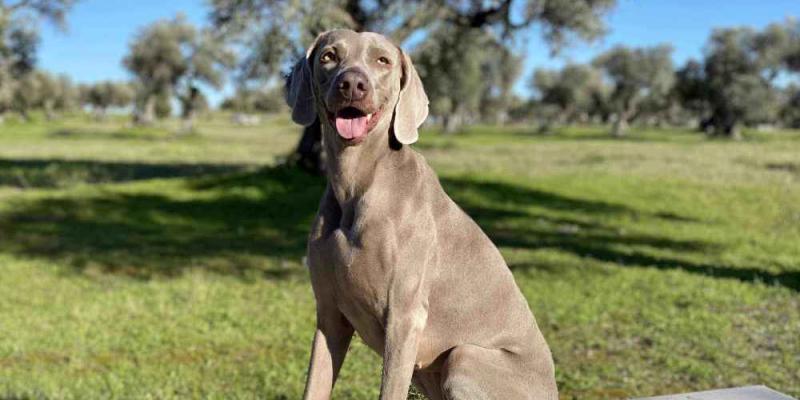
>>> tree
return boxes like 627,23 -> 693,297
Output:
673,59 -> 709,128
763,18 -> 800,129
480,42 -> 523,124
0,1 -> 76,29
177,30 -> 235,131
220,86 -> 286,114
10,69 -> 42,119
53,73 -> 78,114
212,0 -> 618,172
530,63 -> 603,131
414,27 -> 489,132
701,28 -> 780,138
779,84 -> 800,128
758,18 -> 800,74
81,81 -> 134,119
123,15 -> 234,127
0,0 -> 76,120
592,44 -> 674,136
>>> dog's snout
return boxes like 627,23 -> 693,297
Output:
336,70 -> 370,101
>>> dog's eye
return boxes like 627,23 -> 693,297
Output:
320,51 -> 337,64
377,56 -> 390,65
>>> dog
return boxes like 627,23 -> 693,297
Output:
286,29 -> 558,400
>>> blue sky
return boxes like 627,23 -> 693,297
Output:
38,0 -> 798,103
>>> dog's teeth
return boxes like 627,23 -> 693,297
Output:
367,113 -> 372,121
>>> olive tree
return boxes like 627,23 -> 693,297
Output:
212,0 -> 618,172
592,44 -> 674,136
701,28 -> 780,138
80,81 -> 134,119
123,15 -> 234,127
0,0 -> 76,120
530,63 -> 604,131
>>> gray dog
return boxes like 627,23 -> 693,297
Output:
286,29 -> 558,400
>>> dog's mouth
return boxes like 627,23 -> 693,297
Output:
327,106 -> 382,142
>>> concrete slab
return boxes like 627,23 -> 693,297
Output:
635,385 -> 796,400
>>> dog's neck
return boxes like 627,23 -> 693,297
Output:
322,122 -> 394,206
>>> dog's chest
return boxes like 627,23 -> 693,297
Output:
312,210 -> 398,351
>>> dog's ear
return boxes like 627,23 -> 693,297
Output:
392,49 -> 429,145
286,33 -> 328,126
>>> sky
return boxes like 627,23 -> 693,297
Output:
37,0 -> 799,103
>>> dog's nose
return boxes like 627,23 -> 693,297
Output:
336,70 -> 370,101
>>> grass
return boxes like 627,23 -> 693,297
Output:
0,115 -> 798,399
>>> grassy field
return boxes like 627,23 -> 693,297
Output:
0,114 -> 798,399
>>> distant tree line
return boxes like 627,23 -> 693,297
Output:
529,20 -> 800,138
1,1 -> 798,148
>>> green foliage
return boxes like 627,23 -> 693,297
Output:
531,63 -> 604,127
759,18 -> 800,73
701,27 -> 781,137
0,0 -> 76,117
210,0 -> 618,119
414,27 -> 492,131
592,44 -> 674,136
0,0 -> 77,30
80,80 -> 135,116
123,15 -> 234,123
0,118 -> 798,398
6,24 -> 39,78
479,45 -> 523,124
220,86 -> 286,114
524,0 -> 617,52
154,90 -> 172,119
779,84 -> 800,128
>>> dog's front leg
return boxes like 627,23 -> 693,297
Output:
303,308 -> 354,400
379,305 -> 427,400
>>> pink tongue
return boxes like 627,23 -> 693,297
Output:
335,116 -> 369,140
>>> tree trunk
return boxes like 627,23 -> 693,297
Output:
707,110 -> 741,140
290,119 -> 325,174
94,107 -> 107,121
44,101 -> 56,121
134,95 -> 156,125
714,119 -> 741,140
537,117 -> 555,135
180,86 -> 200,134
181,111 -> 196,134
443,110 -> 464,134
612,99 -> 637,137
612,112 -> 628,137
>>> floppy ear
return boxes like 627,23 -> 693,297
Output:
286,33 -> 327,126
392,49 -> 429,145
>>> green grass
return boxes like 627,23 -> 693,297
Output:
0,115 -> 798,399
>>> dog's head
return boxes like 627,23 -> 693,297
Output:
286,29 -> 428,146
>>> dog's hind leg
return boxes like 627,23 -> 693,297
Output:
440,344 -> 557,400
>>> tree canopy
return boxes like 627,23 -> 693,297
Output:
123,14 -> 235,125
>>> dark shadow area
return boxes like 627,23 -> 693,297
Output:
1,163 -> 795,290
491,127 -> 703,143
0,165 -> 325,279
439,177 -> 799,292
49,128 -> 168,141
0,158 -> 253,188
765,162 -> 800,176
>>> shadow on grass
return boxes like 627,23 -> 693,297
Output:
0,165 -> 325,279
464,126 -> 705,143
0,161 -> 796,290
0,158 -> 253,188
440,177 -> 799,292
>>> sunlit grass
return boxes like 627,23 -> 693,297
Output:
0,117 -> 798,399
